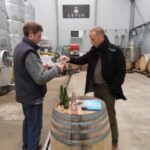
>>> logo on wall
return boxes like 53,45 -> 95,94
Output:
63,5 -> 90,18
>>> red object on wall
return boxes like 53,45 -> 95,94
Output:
69,44 -> 80,52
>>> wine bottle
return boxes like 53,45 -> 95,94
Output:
71,92 -> 78,114
63,87 -> 69,109
59,85 -> 64,105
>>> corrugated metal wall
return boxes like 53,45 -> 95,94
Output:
134,0 -> 150,26
134,0 -> 150,54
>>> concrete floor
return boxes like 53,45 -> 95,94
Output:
0,72 -> 150,150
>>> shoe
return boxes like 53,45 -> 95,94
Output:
112,145 -> 117,150
37,144 -> 42,150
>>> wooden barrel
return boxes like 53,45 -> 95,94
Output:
134,59 -> 140,70
147,59 -> 150,74
126,61 -> 132,71
50,99 -> 112,150
138,53 -> 150,72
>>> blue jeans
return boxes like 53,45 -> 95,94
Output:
22,103 -> 43,150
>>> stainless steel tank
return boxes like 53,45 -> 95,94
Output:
115,33 -> 128,58
126,40 -> 140,62
0,50 -> 12,87
115,34 -> 126,48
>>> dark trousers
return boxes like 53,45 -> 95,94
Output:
93,84 -> 118,146
22,103 -> 43,150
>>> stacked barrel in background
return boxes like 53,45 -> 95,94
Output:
126,42 -> 150,75
135,53 -> 150,74
125,38 -> 150,74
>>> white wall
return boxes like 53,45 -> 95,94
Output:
30,0 -> 57,50
30,0 -> 130,50
97,0 -> 130,29
97,0 -> 130,44
57,0 -> 97,51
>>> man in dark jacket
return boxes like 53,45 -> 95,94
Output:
59,26 -> 126,150
13,22 -> 64,150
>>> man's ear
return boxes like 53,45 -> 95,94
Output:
28,31 -> 33,39
100,33 -> 104,40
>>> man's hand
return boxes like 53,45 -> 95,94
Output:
56,63 -> 65,72
57,55 -> 70,63
42,63 -> 49,70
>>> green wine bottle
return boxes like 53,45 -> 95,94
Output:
63,87 -> 69,109
59,85 -> 64,105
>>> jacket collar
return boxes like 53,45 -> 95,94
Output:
23,37 -> 40,51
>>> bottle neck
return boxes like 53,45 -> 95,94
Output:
72,92 -> 76,102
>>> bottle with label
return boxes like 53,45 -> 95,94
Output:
63,87 -> 69,109
71,92 -> 78,114
59,85 -> 64,105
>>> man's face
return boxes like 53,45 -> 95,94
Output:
89,31 -> 104,48
28,31 -> 42,44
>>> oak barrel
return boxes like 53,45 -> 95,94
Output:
134,59 -> 140,70
147,59 -> 150,74
138,53 -> 150,72
126,61 -> 132,71
50,99 -> 112,150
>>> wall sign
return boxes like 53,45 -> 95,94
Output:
63,5 -> 90,18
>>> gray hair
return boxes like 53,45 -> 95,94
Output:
90,26 -> 105,35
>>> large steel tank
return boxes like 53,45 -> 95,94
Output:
5,0 -> 25,54
0,50 -> 12,87
126,40 -> 140,63
25,0 -> 35,22
115,33 -> 128,58
0,0 -> 11,51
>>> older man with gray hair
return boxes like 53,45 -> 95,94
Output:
59,26 -> 127,150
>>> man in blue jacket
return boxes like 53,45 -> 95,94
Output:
59,26 -> 126,150
13,22 -> 64,150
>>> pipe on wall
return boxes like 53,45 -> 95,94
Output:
56,0 -> 59,49
129,0 -> 135,29
94,0 -> 98,25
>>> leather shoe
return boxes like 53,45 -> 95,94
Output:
112,145 -> 117,150
37,144 -> 42,150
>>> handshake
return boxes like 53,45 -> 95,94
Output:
43,55 -> 70,73
56,55 -> 70,73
